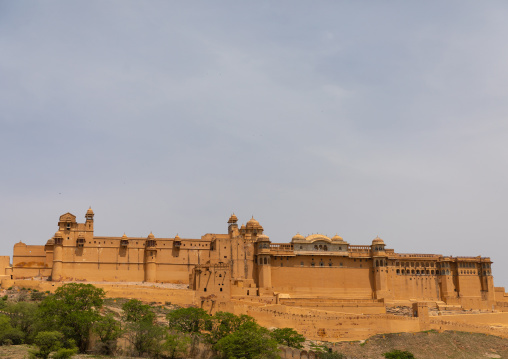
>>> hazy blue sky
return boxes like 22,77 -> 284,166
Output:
2,2 -> 508,286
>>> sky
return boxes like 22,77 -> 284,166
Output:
1,2 -> 508,286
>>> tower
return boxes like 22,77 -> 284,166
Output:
228,214 -> 239,237
144,232 -> 157,282
256,234 -> 272,290
85,207 -> 94,232
372,236 -> 391,300
51,231 -> 63,281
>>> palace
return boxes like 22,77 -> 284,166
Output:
1,208 -> 498,308
3,208 -> 508,341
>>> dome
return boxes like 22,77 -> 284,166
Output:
372,236 -> 384,245
86,207 -> 94,215
240,224 -> 246,230
246,217 -> 260,228
228,214 -> 238,223
122,233 -> 128,239
174,234 -> 180,240
292,233 -> 305,241
331,234 -> 344,241
147,232 -> 155,239
257,234 -> 270,241
54,231 -> 63,238
46,238 -> 55,245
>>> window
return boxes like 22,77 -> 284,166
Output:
300,261 -> 304,267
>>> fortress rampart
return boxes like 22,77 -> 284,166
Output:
2,208 -> 508,341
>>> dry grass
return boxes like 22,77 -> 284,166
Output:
330,330 -> 508,358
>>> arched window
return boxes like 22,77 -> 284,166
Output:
323,245 -> 328,251
314,245 -> 318,250
263,257 -> 267,265
319,245 -> 322,250
396,269 -> 400,274
376,260 -> 379,267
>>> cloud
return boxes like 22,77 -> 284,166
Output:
2,1 -> 508,286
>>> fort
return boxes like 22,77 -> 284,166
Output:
2,208 -> 508,341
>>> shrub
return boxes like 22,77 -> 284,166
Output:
29,331 -> 64,359
383,349 -> 416,359
52,348 -> 78,359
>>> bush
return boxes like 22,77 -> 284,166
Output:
383,349 -> 416,359
29,331 -> 64,359
318,352 -> 345,359
0,315 -> 25,345
52,348 -> 78,359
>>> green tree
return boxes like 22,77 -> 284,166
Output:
214,320 -> 280,359
208,311 -> 255,344
166,307 -> 210,334
92,313 -> 122,355
122,299 -> 165,357
0,314 -> 24,345
270,327 -> 305,349
4,301 -> 40,343
383,349 -> 416,359
37,283 -> 105,352
162,333 -> 191,359
122,299 -> 155,323
29,331 -> 63,359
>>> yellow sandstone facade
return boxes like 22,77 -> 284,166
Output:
3,208 -> 508,341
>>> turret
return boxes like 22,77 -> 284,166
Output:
245,217 -> 263,240
51,231 -> 63,281
372,236 -> 391,300
144,232 -> 157,282
85,207 -> 94,232
256,234 -> 272,289
228,214 -> 239,237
